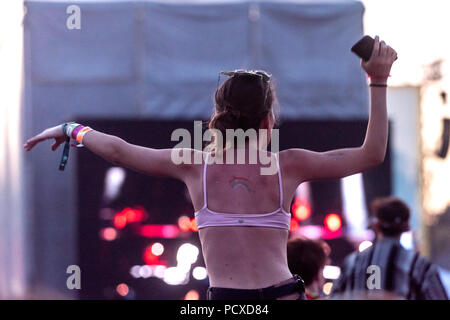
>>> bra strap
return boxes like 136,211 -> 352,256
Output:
274,153 -> 283,208
202,153 -> 209,208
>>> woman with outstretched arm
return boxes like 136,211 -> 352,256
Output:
24,36 -> 397,300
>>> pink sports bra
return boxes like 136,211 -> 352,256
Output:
194,153 -> 291,230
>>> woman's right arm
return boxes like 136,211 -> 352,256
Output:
24,126 -> 197,181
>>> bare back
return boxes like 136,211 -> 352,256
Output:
184,148 -> 296,289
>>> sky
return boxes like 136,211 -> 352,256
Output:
361,0 -> 450,216
361,0 -> 450,86
19,0 -> 450,86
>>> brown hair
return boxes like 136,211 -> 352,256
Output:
371,196 -> 410,237
287,237 -> 330,286
207,73 -> 278,151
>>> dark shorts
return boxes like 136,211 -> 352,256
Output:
206,274 -> 306,300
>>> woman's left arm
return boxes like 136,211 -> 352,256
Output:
282,36 -> 397,183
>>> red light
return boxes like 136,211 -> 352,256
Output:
162,225 -> 178,238
143,245 -> 159,265
324,213 -> 342,232
291,197 -> 311,221
100,227 -> 117,241
178,216 -> 191,232
294,204 -> 311,221
116,283 -> 129,297
139,225 -> 180,238
184,290 -> 199,300
113,206 -> 147,229
124,207 -> 146,223
289,219 -> 299,232
190,218 -> 198,232
113,212 -> 127,229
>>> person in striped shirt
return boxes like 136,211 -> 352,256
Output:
332,197 -> 448,300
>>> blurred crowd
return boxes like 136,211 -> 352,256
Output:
287,196 -> 449,300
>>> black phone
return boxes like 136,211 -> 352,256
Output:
351,35 -> 375,61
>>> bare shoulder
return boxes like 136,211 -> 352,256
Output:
173,148 -> 207,181
278,148 -> 333,183
277,149 -> 309,183
278,149 -> 308,171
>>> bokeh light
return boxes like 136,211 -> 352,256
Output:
323,282 -> 333,295
178,216 -> 191,232
100,227 -> 117,241
359,240 -> 373,252
116,283 -> 129,297
192,266 -> 207,280
184,290 -> 199,300
324,213 -> 342,232
289,219 -> 299,232
151,242 -> 164,256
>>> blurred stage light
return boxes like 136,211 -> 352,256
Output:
324,213 -> 342,232
99,208 -> 115,220
293,203 -> 311,221
323,282 -> 333,295
292,183 -> 312,222
400,231 -> 414,250
192,266 -> 207,280
178,216 -> 191,232
163,267 -> 188,285
341,173 -> 368,237
116,283 -> 129,297
323,265 -> 341,280
359,240 -> 373,252
113,206 -> 147,230
176,243 -> 199,266
124,206 -> 146,223
100,227 -> 117,241
289,219 -> 299,232
292,194 -> 311,221
190,218 -> 198,232
130,265 -> 141,278
184,290 -> 200,300
162,225 -> 179,238
113,211 -> 127,229
139,225 -> 180,238
143,246 -> 158,265
153,265 -> 167,279
297,225 -> 323,239
139,265 -> 152,278
104,167 -> 126,200
151,242 -> 164,256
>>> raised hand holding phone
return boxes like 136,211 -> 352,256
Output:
351,35 -> 375,61
360,36 -> 398,84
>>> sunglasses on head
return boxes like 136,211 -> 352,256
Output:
219,69 -> 272,83
216,69 -> 272,105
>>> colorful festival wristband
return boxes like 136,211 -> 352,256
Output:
59,122 -> 91,171
71,124 -> 84,140
62,122 -> 83,139
75,127 -> 93,145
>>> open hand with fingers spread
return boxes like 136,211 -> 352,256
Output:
23,125 -> 67,152
361,36 -> 398,83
